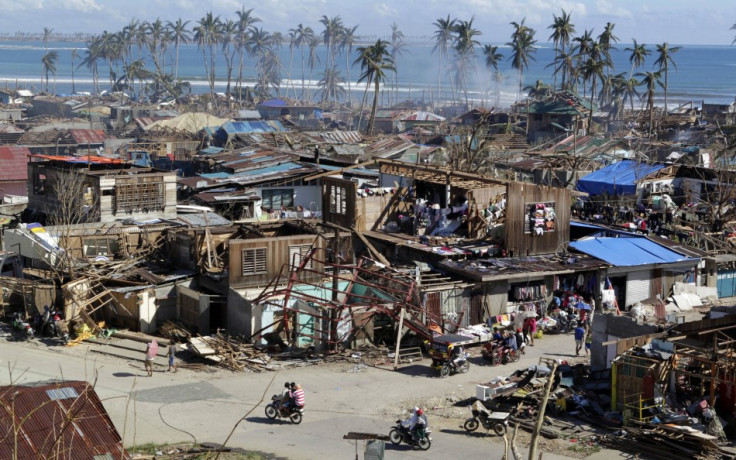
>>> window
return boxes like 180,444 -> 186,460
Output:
84,238 -> 120,257
242,247 -> 267,275
114,176 -> 165,214
261,189 -> 294,211
289,244 -> 314,270
330,185 -> 347,215
33,173 -> 47,195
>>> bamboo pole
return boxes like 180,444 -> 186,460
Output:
528,363 -> 558,460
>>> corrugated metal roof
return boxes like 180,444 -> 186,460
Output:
30,154 -> 124,165
570,236 -> 698,267
320,130 -> 362,144
70,129 -> 108,145
402,111 -> 445,122
174,212 -> 232,227
219,120 -> 287,134
0,381 -> 130,460
0,146 -> 30,181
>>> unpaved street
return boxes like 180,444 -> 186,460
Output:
0,332 -> 623,460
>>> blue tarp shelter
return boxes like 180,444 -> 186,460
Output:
576,160 -> 665,196
569,236 -> 696,266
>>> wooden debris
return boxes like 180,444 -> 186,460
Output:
188,332 -> 273,372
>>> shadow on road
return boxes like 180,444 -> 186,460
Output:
112,372 -> 138,378
440,427 -> 499,438
384,442 -> 418,452
244,416 -> 288,425
391,364 -> 433,378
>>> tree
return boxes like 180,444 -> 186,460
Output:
453,17 -> 481,107
482,44 -> 503,107
583,41 -> 607,134
318,68 -> 345,106
291,24 -> 314,101
167,18 -> 191,80
193,11 -> 223,102
248,27 -> 274,101
548,9 -> 575,90
79,37 -> 102,94
339,25 -> 359,107
70,49 -> 78,94
354,40 -> 395,134
389,22 -> 406,106
597,23 -> 618,106
636,70 -> 663,136
42,27 -> 53,51
235,8 -> 260,102
625,39 -> 649,79
41,51 -> 58,93
320,15 -> 343,75
432,15 -> 456,106
221,19 -> 239,106
307,34 -> 321,102
654,42 -> 681,112
507,19 -> 537,99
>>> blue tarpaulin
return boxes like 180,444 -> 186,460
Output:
569,237 -> 697,266
576,160 -> 665,196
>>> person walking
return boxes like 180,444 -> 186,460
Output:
167,341 -> 178,373
574,325 -> 586,356
585,330 -> 593,356
144,342 -> 156,377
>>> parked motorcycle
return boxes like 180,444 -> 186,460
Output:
432,352 -> 470,378
264,392 -> 303,424
388,420 -> 432,450
463,400 -> 510,436
12,313 -> 34,339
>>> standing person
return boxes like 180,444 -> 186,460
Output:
528,316 -> 537,346
574,325 -> 586,356
167,341 -> 177,373
143,342 -> 156,377
585,329 -> 593,356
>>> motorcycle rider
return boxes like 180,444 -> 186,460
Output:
402,407 -> 428,442
504,330 -> 518,352
450,345 -> 466,369
281,382 -> 305,415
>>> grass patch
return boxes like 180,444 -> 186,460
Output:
128,443 -> 269,459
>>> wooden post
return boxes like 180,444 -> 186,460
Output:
393,306 -> 405,369
528,363 -> 558,460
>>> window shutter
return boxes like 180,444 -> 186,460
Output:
242,247 -> 267,275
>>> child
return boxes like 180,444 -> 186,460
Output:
585,330 -> 592,356
167,341 -> 177,373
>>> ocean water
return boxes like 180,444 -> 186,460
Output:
3,40 -> 735,109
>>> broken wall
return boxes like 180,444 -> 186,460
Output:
591,313 -> 658,372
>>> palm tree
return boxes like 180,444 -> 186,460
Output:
507,19 -> 537,99
482,44 -> 503,107
582,41 -> 607,134
247,27 -> 274,100
339,25 -> 359,107
636,70 -> 663,135
432,15 -> 456,105
291,24 -> 314,101
318,68 -> 345,106
167,18 -> 191,80
548,9 -> 575,90
624,39 -> 649,79
221,20 -> 239,106
548,49 -> 576,91
453,18 -> 482,107
354,39 -> 395,134
610,72 -> 640,118
320,15 -> 343,74
79,37 -> 102,94
523,80 -> 550,99
41,51 -> 58,93
597,23 -> 618,105
654,42 -> 681,112
235,8 -> 260,101
307,34 -> 321,102
389,22 -> 406,106
193,11 -> 223,101
70,48 -> 79,94
42,27 -> 53,51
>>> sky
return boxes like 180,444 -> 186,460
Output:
0,0 -> 735,46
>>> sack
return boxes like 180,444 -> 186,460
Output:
533,330 -> 543,339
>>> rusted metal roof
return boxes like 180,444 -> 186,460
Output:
0,146 -> 30,181
0,381 -> 131,460
30,154 -> 124,165
69,129 -> 109,145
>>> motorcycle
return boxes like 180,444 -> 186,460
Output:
264,389 -> 303,424
482,343 -> 520,366
431,352 -> 470,378
12,313 -> 34,339
463,400 -> 510,436
388,420 -> 432,450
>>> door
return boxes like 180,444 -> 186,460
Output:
718,270 -> 736,298
625,270 -> 651,307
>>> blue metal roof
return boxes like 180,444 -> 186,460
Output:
218,120 -> 287,134
576,160 -> 666,196
569,237 -> 697,266
200,172 -> 232,179
200,146 -> 224,155
231,162 -> 303,177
